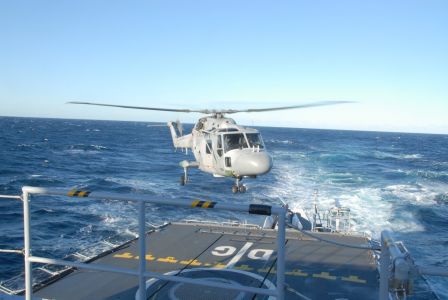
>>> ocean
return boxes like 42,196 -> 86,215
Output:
0,116 -> 447,298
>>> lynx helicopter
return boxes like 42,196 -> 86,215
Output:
68,101 -> 351,193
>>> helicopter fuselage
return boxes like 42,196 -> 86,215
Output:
168,115 -> 273,180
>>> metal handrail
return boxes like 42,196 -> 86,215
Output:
19,186 -> 287,300
0,195 -> 22,200
3,188 -> 447,300
0,249 -> 22,254
379,230 -> 448,300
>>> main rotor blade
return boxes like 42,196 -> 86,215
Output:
225,101 -> 355,114
67,101 -> 204,113
67,100 -> 355,115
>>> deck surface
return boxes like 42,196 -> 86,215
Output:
34,222 -> 378,299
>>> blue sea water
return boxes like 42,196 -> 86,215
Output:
0,116 -> 447,298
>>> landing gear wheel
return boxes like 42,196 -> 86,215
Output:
232,185 -> 239,193
180,175 -> 186,186
239,185 -> 247,193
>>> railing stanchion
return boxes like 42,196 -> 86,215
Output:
22,189 -> 32,300
276,209 -> 286,299
138,200 -> 146,300
379,231 -> 391,300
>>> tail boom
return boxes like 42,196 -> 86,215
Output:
167,121 -> 193,149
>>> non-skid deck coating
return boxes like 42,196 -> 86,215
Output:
34,222 -> 378,299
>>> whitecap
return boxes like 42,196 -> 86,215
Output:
102,214 -> 122,225
90,144 -> 107,150
79,224 -> 93,234
384,183 -> 448,205
374,151 -> 422,160
105,177 -> 161,190
402,154 -> 422,159
65,149 -> 100,155
267,139 -> 294,145
265,163 -> 427,239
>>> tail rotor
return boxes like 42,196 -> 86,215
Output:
175,119 -> 183,136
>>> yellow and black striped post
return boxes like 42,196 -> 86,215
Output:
191,200 -> 216,209
67,189 -> 91,197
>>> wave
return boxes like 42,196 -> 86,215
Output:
103,177 -> 181,195
319,153 -> 358,161
266,139 -> 295,145
382,184 -> 438,205
17,143 -> 35,148
104,177 -> 158,190
315,188 -> 426,238
374,151 -> 423,160
435,193 -> 448,204
266,164 -> 430,238
90,144 -> 107,150
62,144 -> 109,155
6,176 -> 65,189
394,169 -> 448,181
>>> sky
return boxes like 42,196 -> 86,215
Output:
0,0 -> 447,134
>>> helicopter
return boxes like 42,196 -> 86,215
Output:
68,101 -> 351,193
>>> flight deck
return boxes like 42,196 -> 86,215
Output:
34,222 -> 378,300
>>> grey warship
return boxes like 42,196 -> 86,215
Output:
1,186 -> 447,300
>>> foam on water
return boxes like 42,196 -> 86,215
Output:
266,139 -> 295,145
267,144 -> 445,241
383,184 -> 440,205
397,169 -> 448,180
374,151 -> 423,160
268,163 -> 426,238
338,188 -> 425,237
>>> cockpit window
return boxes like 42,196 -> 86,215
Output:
223,133 -> 248,152
246,133 -> 264,149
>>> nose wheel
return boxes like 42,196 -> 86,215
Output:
232,177 -> 246,193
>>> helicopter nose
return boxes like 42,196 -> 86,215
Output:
232,151 -> 273,176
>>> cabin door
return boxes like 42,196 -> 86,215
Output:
202,134 -> 213,169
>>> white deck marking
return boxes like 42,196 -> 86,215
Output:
248,249 -> 273,261
212,246 -> 237,257
225,242 -> 253,269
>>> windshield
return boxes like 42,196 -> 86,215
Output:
246,133 -> 264,149
223,133 -> 248,152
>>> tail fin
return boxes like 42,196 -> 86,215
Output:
167,121 -> 193,149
